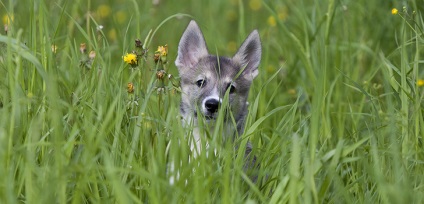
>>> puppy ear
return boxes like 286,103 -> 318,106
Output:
175,20 -> 209,71
233,30 -> 261,81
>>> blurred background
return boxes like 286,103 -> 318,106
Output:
1,0 -> 424,203
1,0 -> 415,90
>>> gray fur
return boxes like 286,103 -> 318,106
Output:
175,20 -> 261,173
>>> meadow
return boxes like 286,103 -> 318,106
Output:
1,0 -> 424,203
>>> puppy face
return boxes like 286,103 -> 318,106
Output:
176,21 -> 261,123
179,56 -> 253,121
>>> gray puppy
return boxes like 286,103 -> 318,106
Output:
172,21 -> 261,183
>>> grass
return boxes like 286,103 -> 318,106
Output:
1,0 -> 424,203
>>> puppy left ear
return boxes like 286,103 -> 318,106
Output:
175,20 -> 209,71
233,30 -> 262,81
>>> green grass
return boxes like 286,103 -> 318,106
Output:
1,0 -> 424,203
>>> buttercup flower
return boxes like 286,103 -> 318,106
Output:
267,16 -> 276,27
127,82 -> 134,93
123,53 -> 138,66
156,45 -> 168,56
2,14 -> 13,25
97,4 -> 112,18
418,79 -> 424,87
115,10 -> 127,24
108,29 -> 117,42
392,8 -> 398,15
154,44 -> 168,63
288,89 -> 296,95
249,0 -> 262,11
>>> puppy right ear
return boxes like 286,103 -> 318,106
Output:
233,30 -> 261,81
175,20 -> 209,70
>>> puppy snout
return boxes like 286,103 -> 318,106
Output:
205,98 -> 220,113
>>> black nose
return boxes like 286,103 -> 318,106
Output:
205,99 -> 220,113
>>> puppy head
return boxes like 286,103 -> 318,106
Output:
176,20 -> 261,122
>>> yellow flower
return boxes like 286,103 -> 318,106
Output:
266,65 -> 276,73
418,79 -> 424,87
288,89 -> 296,95
155,45 -> 168,63
127,82 -> 134,93
97,4 -> 112,18
156,45 -> 168,56
123,53 -> 138,65
108,29 -> 117,42
249,0 -> 262,11
114,11 -> 127,24
267,16 -> 277,27
2,14 -> 13,25
392,8 -> 398,15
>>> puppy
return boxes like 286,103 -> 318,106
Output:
172,20 -> 261,183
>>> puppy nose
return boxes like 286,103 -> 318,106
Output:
205,98 -> 220,113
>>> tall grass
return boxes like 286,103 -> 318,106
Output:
0,0 -> 424,203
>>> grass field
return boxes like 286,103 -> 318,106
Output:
1,0 -> 424,203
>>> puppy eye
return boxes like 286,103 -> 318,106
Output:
227,84 -> 236,94
196,79 -> 206,88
